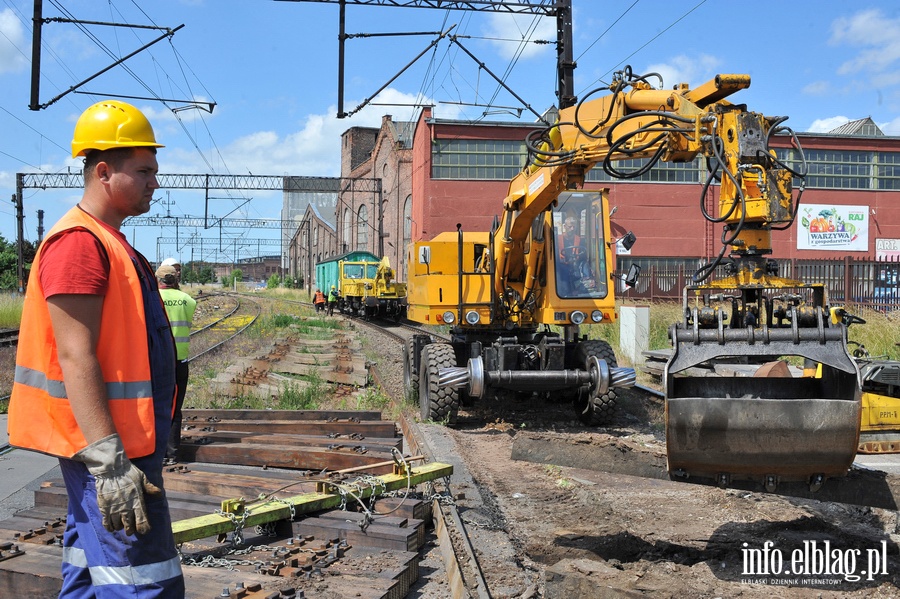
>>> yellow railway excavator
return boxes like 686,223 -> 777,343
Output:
406,66 -> 860,493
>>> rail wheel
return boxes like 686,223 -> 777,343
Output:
402,337 -> 420,397
419,343 -> 459,425
572,339 -> 618,425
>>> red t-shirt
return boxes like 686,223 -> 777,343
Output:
39,214 -> 138,298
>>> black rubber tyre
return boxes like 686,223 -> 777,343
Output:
402,337 -> 420,397
572,339 -> 619,426
419,343 -> 460,425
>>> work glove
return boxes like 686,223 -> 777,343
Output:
74,433 -> 161,536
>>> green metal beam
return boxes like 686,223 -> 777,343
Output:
171,461 -> 453,544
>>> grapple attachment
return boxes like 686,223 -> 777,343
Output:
665,284 -> 861,492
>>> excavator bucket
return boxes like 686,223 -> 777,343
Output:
664,285 -> 861,492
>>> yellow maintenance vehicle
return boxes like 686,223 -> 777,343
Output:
829,309 -> 900,454
403,65 -> 861,492
857,357 -> 900,453
339,256 -> 407,321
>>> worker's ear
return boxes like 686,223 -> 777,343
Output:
94,160 -> 112,184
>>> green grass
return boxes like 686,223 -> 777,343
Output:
0,293 -> 23,329
276,369 -> 328,410
843,307 -> 900,361
347,387 -> 392,411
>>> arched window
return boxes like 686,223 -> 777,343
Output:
400,195 -> 413,279
403,195 -> 412,248
356,205 -> 368,250
342,208 -> 352,252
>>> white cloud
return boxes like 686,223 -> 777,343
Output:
802,81 -> 831,96
808,116 -> 850,133
879,116 -> 900,136
831,9 -> 900,76
165,87 -> 451,178
0,9 -> 28,75
643,54 -> 722,90
483,13 -> 555,61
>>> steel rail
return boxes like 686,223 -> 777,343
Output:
187,294 -> 261,361
188,292 -> 243,337
362,319 -> 489,599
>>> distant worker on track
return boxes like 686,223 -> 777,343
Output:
314,288 -> 326,313
7,100 -> 185,596
328,285 -> 339,316
157,260 -> 197,464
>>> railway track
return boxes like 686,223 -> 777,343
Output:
0,328 -> 18,347
7,293 -> 900,596
188,291 -> 261,359
198,292 -> 483,598
0,292 -> 471,598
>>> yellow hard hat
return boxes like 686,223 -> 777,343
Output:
71,100 -> 164,158
331,285 -> 336,289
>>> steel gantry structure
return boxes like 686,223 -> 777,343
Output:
14,172 -> 381,288
276,0 -> 575,115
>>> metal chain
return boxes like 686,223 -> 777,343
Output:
254,522 -> 278,537
216,507 -> 252,547
425,476 -> 457,506
178,543 -> 282,570
271,496 -> 296,520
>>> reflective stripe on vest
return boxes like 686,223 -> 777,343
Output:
15,364 -> 152,400
62,545 -> 183,586
8,206 -> 156,459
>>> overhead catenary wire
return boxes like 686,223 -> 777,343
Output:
576,0 -> 709,98
29,1 -> 273,249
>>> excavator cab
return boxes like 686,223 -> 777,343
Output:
551,194 -> 610,300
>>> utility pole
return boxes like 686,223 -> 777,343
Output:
556,0 -> 576,109
307,219 -> 313,293
14,177 -> 25,293
37,209 -> 44,243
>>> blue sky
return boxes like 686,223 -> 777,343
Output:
2,0 -> 900,263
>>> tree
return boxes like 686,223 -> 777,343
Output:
0,235 -> 37,292
221,268 -> 244,288
197,266 -> 214,284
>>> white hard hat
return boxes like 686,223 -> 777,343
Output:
160,257 -> 180,267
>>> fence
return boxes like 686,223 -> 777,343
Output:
621,256 -> 900,311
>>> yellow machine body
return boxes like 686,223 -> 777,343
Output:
337,257 -> 407,319
406,191 -> 620,329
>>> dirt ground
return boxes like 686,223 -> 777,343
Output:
5,312 -> 900,598
433,387 -> 900,598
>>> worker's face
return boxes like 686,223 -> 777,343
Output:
101,148 -> 160,217
564,218 -> 576,233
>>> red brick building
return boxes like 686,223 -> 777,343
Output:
294,111 -> 900,293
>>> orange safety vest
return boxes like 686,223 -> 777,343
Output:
8,207 -> 157,459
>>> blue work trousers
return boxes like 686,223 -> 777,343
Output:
57,459 -> 184,598
58,254 -> 184,598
